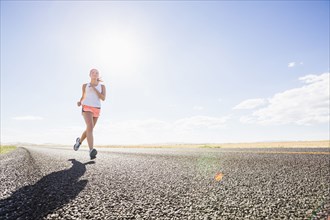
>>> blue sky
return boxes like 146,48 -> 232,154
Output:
1,1 -> 329,145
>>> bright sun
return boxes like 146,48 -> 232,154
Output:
87,28 -> 149,77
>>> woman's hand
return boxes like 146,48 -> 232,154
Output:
77,101 -> 81,107
90,85 -> 106,101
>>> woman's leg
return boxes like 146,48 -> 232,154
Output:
80,117 -> 99,144
82,112 -> 94,150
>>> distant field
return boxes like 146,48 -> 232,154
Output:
0,145 -> 17,154
96,140 -> 330,148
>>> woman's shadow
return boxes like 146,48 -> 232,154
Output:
0,159 -> 94,220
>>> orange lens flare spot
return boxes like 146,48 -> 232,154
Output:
215,172 -> 224,181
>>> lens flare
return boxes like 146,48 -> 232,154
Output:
215,172 -> 224,181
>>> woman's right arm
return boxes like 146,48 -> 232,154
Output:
77,84 -> 87,107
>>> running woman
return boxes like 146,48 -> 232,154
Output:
74,69 -> 106,159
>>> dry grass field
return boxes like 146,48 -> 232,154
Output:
0,145 -> 17,154
96,140 -> 330,149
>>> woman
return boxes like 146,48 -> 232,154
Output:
74,69 -> 106,159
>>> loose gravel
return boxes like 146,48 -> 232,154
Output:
0,147 -> 329,220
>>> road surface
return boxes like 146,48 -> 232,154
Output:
0,146 -> 329,219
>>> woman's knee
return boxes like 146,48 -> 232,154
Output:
86,125 -> 93,132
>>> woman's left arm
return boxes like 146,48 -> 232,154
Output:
91,85 -> 106,101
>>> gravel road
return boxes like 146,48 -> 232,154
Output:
0,146 -> 329,220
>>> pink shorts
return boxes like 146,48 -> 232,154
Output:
82,105 -> 101,117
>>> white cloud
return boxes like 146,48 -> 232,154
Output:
193,106 -> 204,111
288,61 -> 303,68
95,119 -> 171,144
233,98 -> 267,110
288,62 -> 296,68
239,73 -> 330,125
299,74 -> 326,83
174,115 -> 229,130
110,119 -> 170,132
12,116 -> 43,121
95,115 -> 230,144
102,116 -> 228,134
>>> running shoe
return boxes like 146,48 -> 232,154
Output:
73,137 -> 81,151
90,148 -> 97,160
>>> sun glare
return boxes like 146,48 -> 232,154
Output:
87,29 -> 148,77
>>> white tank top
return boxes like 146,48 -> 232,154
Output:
82,83 -> 102,108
